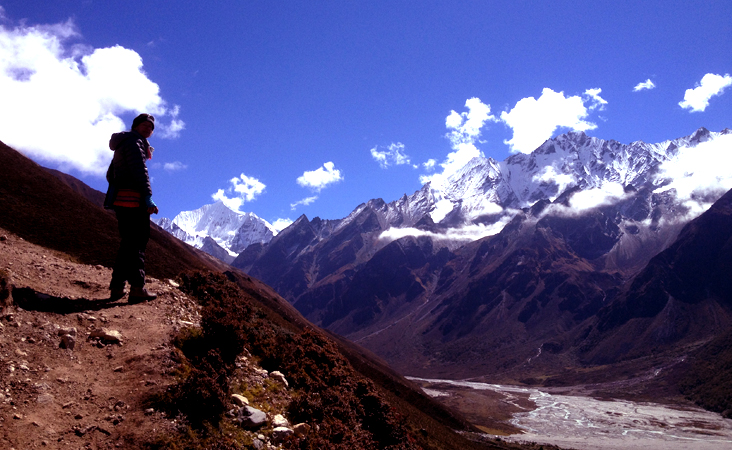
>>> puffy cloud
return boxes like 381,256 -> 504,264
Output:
370,142 -> 412,168
420,98 -> 496,187
296,161 -> 343,191
500,88 -> 598,154
633,79 -> 656,92
0,16 -> 183,176
163,161 -> 187,172
271,218 -> 293,232
290,195 -> 318,210
653,133 -> 732,217
212,173 -> 266,212
679,73 -> 732,112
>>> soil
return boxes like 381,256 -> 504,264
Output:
0,228 -> 202,449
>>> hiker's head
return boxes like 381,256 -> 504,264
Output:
132,114 -> 155,138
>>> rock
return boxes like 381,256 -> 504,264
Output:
272,414 -> 289,428
60,334 -> 75,350
293,423 -> 310,436
37,393 -> 54,404
58,326 -> 77,337
236,406 -> 267,429
89,328 -> 122,344
269,371 -> 289,387
168,279 -> 180,288
15,348 -> 28,357
231,394 -> 249,406
144,408 -> 155,415
271,426 -> 294,443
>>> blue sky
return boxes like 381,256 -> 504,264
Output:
0,1 -> 730,229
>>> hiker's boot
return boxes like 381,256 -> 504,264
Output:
110,286 -> 127,301
129,286 -> 157,303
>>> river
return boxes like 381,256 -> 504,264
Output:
409,377 -> 732,450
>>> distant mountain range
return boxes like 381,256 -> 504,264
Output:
153,128 -> 732,402
223,128 -> 732,382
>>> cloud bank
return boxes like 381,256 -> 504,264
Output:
679,73 -> 732,112
653,133 -> 732,216
0,16 -> 184,176
212,174 -> 266,212
297,161 -> 343,191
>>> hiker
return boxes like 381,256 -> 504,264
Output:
104,113 -> 159,303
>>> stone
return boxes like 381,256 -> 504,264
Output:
231,394 -> 249,406
58,327 -> 77,337
272,414 -> 289,428
237,406 -> 267,429
60,335 -> 76,350
89,328 -> 122,344
271,426 -> 294,443
293,423 -> 311,437
269,371 -> 288,387
37,393 -> 54,404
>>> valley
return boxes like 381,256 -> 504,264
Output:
413,378 -> 732,450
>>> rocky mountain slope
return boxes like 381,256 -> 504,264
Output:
0,139 -> 548,449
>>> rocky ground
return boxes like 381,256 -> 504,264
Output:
0,229 -> 297,449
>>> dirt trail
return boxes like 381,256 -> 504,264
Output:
0,229 -> 201,449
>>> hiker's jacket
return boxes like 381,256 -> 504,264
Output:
104,131 -> 152,208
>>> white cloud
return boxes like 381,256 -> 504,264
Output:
0,16 -> 184,176
370,142 -> 411,168
500,88 -> 598,154
420,98 -> 497,187
584,88 -> 607,110
679,73 -> 732,112
163,161 -> 187,172
422,159 -> 437,170
633,79 -> 656,92
212,174 -> 266,212
290,195 -> 318,210
653,133 -> 732,217
532,165 -> 576,201
296,161 -> 343,191
378,215 -> 515,246
271,218 -> 293,232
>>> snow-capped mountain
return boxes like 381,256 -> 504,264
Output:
355,127 -> 731,239
155,201 -> 276,260
231,127 -> 732,381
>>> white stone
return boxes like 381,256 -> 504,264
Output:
272,414 -> 289,428
231,394 -> 249,406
